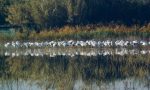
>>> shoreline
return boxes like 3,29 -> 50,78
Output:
0,25 -> 150,42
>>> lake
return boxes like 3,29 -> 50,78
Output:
0,47 -> 150,90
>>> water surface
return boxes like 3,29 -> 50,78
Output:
0,48 -> 150,90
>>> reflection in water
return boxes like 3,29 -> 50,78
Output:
1,48 -> 150,57
0,53 -> 150,90
73,79 -> 150,90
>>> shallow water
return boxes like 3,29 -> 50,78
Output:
0,47 -> 150,90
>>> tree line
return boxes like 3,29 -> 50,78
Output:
0,0 -> 150,30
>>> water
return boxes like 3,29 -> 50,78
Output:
0,47 -> 150,90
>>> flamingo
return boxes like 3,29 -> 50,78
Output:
140,41 -> 148,46
124,41 -> 130,46
4,42 -> 10,48
131,40 -> 139,46
115,40 -> 124,47
11,41 -> 16,48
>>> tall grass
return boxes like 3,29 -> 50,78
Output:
1,24 -> 150,41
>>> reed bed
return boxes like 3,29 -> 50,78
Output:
1,25 -> 150,41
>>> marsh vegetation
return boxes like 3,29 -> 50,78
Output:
0,0 -> 150,90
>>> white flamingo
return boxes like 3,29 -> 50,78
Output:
140,41 -> 147,46
4,42 -> 10,48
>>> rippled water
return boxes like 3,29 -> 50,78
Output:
0,47 -> 150,90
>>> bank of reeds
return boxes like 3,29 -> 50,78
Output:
1,24 -> 150,42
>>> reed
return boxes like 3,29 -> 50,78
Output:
0,25 -> 150,41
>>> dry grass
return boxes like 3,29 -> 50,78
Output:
1,24 -> 150,41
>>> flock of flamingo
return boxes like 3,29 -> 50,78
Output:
2,40 -> 150,57
3,40 -> 150,48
